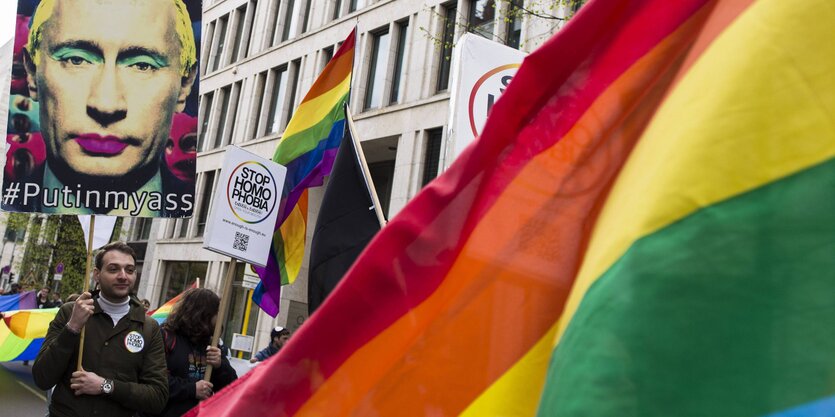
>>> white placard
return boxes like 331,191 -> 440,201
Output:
242,264 -> 260,290
444,34 -> 527,170
53,273 -> 63,282
231,333 -> 255,353
203,146 -> 287,267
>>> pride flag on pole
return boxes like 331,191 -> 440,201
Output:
253,28 -> 355,316
187,0 -> 835,416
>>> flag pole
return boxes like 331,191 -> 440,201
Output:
77,215 -> 96,371
345,107 -> 387,227
204,257 -> 237,381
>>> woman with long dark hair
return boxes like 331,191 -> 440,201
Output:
141,288 -> 237,417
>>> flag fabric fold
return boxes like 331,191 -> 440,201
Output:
188,0 -> 835,416
307,110 -> 381,314
0,290 -> 36,312
253,28 -> 356,317
0,307 -> 57,361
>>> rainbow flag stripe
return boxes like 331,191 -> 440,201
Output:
187,1 -> 835,416
0,308 -> 57,362
0,291 -> 36,311
149,282 -> 198,324
254,28 -> 355,314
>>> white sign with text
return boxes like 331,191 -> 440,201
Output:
203,146 -> 287,267
444,34 -> 527,170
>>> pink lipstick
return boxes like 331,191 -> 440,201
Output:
74,134 -> 129,155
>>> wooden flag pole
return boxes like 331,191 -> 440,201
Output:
77,215 -> 96,371
345,108 -> 387,227
204,257 -> 237,381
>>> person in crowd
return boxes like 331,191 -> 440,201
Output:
250,326 -> 290,363
141,298 -> 151,312
33,242 -> 168,417
141,288 -> 237,417
36,287 -> 51,308
48,292 -> 63,308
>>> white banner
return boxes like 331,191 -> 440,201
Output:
444,34 -> 527,170
203,146 -> 287,267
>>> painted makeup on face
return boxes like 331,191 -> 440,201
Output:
31,0 -> 189,182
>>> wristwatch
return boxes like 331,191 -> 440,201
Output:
101,379 -> 114,395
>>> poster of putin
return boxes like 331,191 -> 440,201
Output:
3,0 -> 201,217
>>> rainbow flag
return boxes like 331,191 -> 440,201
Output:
148,282 -> 198,324
0,291 -> 36,311
0,308 -> 57,362
253,28 -> 356,316
186,0 -> 835,416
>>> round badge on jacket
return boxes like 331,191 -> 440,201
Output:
125,331 -> 145,353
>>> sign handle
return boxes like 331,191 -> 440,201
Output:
204,257 -> 237,381
77,215 -> 96,371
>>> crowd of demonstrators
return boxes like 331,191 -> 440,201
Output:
250,326 -> 291,363
33,242 -> 168,417
36,287 -> 63,308
1,282 -> 23,295
139,288 -> 237,417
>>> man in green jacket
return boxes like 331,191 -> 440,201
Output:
33,242 -> 168,417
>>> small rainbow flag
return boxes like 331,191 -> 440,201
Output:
254,28 -> 355,316
0,308 -> 57,362
186,0 -> 835,416
148,282 -> 198,324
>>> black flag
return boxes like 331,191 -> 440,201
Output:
307,119 -> 381,314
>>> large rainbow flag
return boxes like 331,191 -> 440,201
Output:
253,28 -> 356,316
0,290 -> 36,311
187,0 -> 835,416
0,308 -> 57,362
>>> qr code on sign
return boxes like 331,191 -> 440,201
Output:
233,232 -> 249,251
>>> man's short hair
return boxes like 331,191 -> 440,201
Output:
27,0 -> 197,77
94,241 -> 137,270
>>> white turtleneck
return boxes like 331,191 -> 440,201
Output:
98,294 -> 130,327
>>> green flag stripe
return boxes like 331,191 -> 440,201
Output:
273,96 -> 346,164
539,158 -> 835,417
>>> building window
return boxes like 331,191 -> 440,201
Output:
230,6 -> 247,62
437,4 -> 456,92
281,0 -> 298,42
286,59 -> 301,122
364,29 -> 391,110
468,0 -> 496,39
249,71 -> 268,139
198,91 -> 215,151
390,21 -> 409,105
221,263 -> 261,360
210,15 -> 228,72
226,81 -> 243,144
196,171 -> 217,236
212,86 -> 232,150
177,216 -> 190,238
160,261 -> 208,304
132,218 -> 152,241
301,0 -> 313,33
332,0 -> 343,20
266,66 -> 289,134
349,0 -> 364,13
506,0 -> 522,49
422,128 -> 443,185
320,46 -> 334,74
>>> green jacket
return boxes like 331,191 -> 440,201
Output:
33,294 -> 168,417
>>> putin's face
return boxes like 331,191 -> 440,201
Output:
27,0 -> 195,182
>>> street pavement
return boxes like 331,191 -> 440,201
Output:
0,361 -> 48,417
